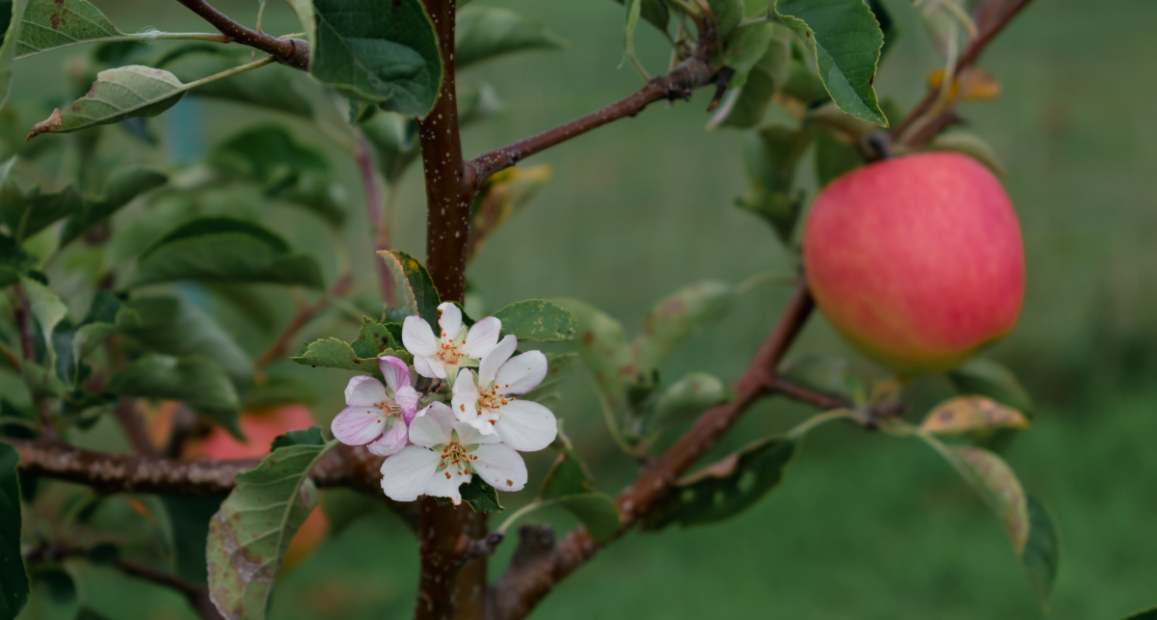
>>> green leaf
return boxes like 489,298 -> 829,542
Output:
15,0 -> 119,59
780,57 -> 831,104
0,161 -> 82,241
160,495 -> 224,586
435,475 -> 503,513
610,0 -> 668,34
118,295 -> 252,385
720,22 -> 774,89
555,298 -> 635,405
20,276 -> 66,372
642,436 -> 797,530
520,352 -> 577,411
0,440 -> 29,619
455,6 -> 566,70
707,0 -> 744,40
310,0 -> 443,116
814,126 -> 864,188
26,66 -> 190,139
947,357 -> 1033,416
349,317 -> 408,361
940,445 -> 1058,604
635,280 -> 735,371
242,376 -> 315,409
649,372 -> 730,431
492,299 -> 577,342
1024,495 -> 1059,604
60,167 -> 167,246
270,425 -> 325,451
0,230 -> 31,287
1121,609 -> 1157,620
212,125 -> 327,182
736,124 -> 813,243
106,354 -> 243,439
206,437 -> 337,620
159,46 -> 314,118
920,396 -> 1030,436
128,217 -> 324,289
359,111 -> 420,184
378,250 -> 440,330
469,165 -> 552,258
291,337 -> 386,374
0,0 -> 29,110
774,0 -> 888,125
535,431 -> 620,543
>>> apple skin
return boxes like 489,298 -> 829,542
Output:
184,404 -> 328,569
802,152 -> 1025,374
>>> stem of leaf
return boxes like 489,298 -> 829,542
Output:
784,408 -> 858,441
15,32 -> 231,60
735,271 -> 797,296
182,55 -> 275,90
588,374 -> 640,458
496,501 -> 543,534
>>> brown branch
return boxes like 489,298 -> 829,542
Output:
465,28 -> 719,190
253,273 -> 353,371
117,561 -> 224,620
171,0 -> 309,70
891,0 -> 1036,146
490,280 -> 815,620
4,438 -> 418,530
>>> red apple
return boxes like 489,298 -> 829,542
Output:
184,404 -> 328,569
802,152 -> 1025,373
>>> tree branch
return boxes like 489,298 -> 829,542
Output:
891,0 -> 1036,147
465,28 -> 719,190
117,560 -> 225,620
253,273 -> 353,371
3,438 -> 419,531
171,0 -> 309,70
490,279 -> 815,620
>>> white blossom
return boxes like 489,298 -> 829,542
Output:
452,335 -> 557,452
402,302 -> 501,382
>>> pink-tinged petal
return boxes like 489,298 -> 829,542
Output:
331,406 -> 386,446
495,351 -> 548,395
437,302 -> 463,342
471,444 -> 528,492
454,420 -> 502,446
379,356 -> 412,394
412,354 -> 447,380
450,370 -> 480,423
408,402 -> 455,447
344,376 -> 388,407
367,420 -> 408,456
424,467 -> 471,506
380,447 -> 442,502
460,317 -> 501,358
493,400 -> 557,451
402,315 -> 439,357
479,335 -> 517,386
395,385 -> 421,423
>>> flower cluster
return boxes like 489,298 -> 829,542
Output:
330,303 -> 557,505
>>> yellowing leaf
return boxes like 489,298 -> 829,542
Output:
920,396 -> 1029,435
927,66 -> 1001,102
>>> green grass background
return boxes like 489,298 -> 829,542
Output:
10,0 -> 1157,618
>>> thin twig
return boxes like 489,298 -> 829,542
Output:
465,23 -> 720,190
253,273 -> 354,371
355,136 -> 397,307
171,0 -> 309,69
114,398 -> 156,457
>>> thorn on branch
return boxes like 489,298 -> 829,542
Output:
456,531 -> 505,567
706,66 -> 735,113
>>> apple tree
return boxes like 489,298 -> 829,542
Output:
0,0 -> 1107,618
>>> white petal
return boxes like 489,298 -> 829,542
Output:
424,467 -> 471,506
479,335 -> 517,386
495,351 -> 548,395
330,406 -> 385,446
380,447 -> 442,502
454,420 -> 502,446
466,417 -> 500,436
408,402 -> 455,448
344,376 -> 388,407
450,370 -> 481,423
402,315 -> 439,357
412,354 -> 447,380
493,400 -> 557,451
437,302 -> 462,342
367,419 -> 408,456
460,317 -> 501,358
395,385 -> 420,423
379,356 -> 411,394
471,444 -> 528,492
